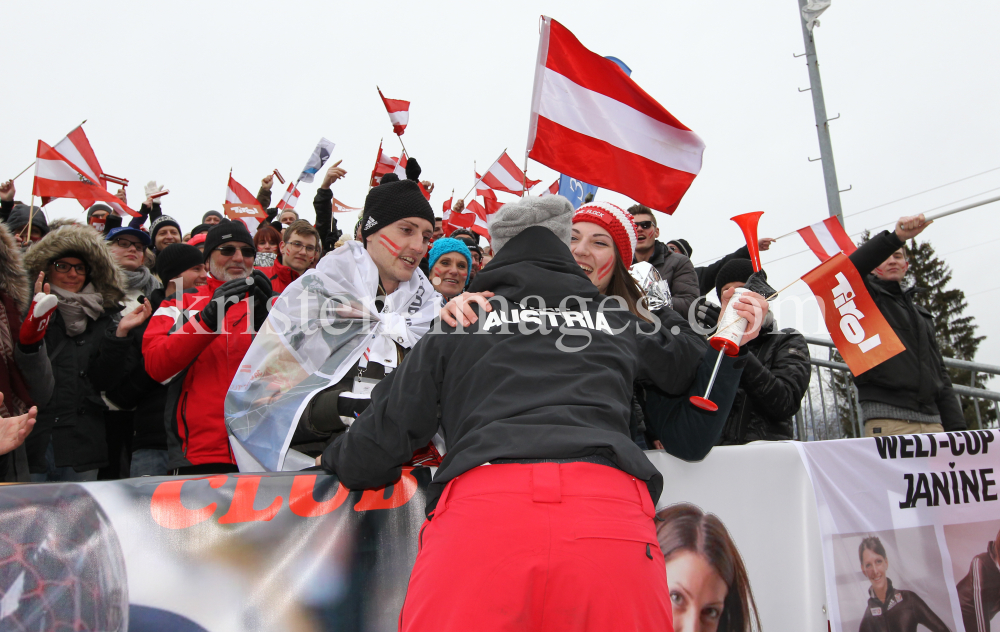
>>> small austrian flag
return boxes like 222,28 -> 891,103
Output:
474,173 -> 497,201
33,141 -> 138,216
539,179 -> 560,197
378,88 -> 410,136
276,182 -> 300,211
480,152 -> 540,196
225,173 -> 265,220
797,216 -> 857,262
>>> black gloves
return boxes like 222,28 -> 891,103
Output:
250,269 -> 273,330
197,277 -> 254,332
696,301 -> 721,330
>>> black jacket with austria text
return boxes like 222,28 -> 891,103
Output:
322,227 -> 706,515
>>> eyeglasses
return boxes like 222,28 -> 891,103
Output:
52,261 -> 87,274
286,240 -> 318,254
635,221 -> 655,230
112,238 -> 146,251
217,246 -> 256,259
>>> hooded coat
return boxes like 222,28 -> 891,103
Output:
15,223 -> 130,473
322,226 -> 707,516
0,223 -> 33,481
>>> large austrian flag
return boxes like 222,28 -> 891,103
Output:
801,253 -> 904,375
797,216 -> 857,262
33,141 -> 138,216
527,17 -> 705,214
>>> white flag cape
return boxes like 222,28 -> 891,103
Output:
225,241 -> 440,471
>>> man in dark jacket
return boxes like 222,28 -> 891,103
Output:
711,259 -> 811,444
956,528 -> 1000,632
629,205 -> 699,317
848,214 -> 965,435
320,196 -> 710,630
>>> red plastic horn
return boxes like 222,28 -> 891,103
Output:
730,211 -> 764,272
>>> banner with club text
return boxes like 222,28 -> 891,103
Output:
797,430 -> 1000,632
0,443 -> 831,632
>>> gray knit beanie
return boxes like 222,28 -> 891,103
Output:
488,195 -> 573,254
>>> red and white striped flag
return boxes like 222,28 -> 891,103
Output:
332,198 -> 362,213
32,140 -> 138,216
226,173 -> 261,207
370,142 -> 408,186
527,17 -> 705,214
473,173 -> 497,201
447,199 -> 491,242
797,216 -> 857,262
478,152 -> 540,196
224,173 -> 265,224
41,125 -> 107,208
378,88 -> 410,136
539,179 -> 560,197
276,182 -> 300,211
484,197 -> 504,215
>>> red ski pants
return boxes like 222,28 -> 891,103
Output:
399,462 -> 672,631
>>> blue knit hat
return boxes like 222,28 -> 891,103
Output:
428,238 -> 473,288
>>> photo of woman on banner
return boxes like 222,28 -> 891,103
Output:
656,503 -> 761,632
857,536 -> 951,632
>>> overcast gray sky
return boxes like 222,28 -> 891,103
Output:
7,0 -> 999,368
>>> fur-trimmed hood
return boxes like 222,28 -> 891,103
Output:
0,223 -> 30,310
23,223 -> 126,311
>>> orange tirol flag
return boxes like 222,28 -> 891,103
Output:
801,253 -> 905,375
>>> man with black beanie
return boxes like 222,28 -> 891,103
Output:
202,210 -> 224,226
288,178 -> 437,457
143,222 -> 273,475
711,258 -> 811,444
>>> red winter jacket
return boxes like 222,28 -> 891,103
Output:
143,275 -> 256,469
257,260 -> 300,295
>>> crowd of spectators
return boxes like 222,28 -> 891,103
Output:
0,153 -> 964,482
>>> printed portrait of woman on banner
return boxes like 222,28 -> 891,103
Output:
656,502 -> 761,632
856,536 -> 951,632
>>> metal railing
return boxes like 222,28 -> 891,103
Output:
795,336 -> 1000,441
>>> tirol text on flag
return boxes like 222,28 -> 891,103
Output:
378,88 -> 410,136
797,216 -> 857,262
298,137 -> 336,183
801,253 -> 904,375
276,182 -> 300,211
32,141 -> 138,217
225,172 -> 265,222
332,198 -> 362,213
479,152 -> 540,196
526,17 -> 705,214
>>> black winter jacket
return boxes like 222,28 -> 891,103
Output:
16,309 -> 129,472
255,187 -> 342,253
636,240 -> 699,317
321,227 -> 706,515
859,579 -> 950,632
848,231 -> 965,430
719,323 -> 811,444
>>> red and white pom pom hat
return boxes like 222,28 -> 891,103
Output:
572,201 -> 638,264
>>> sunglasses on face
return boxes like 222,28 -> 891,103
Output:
52,261 -> 87,274
635,221 -> 655,230
112,238 -> 146,251
217,246 -> 256,259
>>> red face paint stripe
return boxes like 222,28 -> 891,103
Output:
597,259 -> 614,280
378,235 -> 401,257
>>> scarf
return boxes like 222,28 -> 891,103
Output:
51,284 -> 105,336
123,265 -> 160,297
226,240 -> 441,472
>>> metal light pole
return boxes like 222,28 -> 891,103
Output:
797,0 -> 844,226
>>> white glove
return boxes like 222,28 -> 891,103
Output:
144,181 -> 166,204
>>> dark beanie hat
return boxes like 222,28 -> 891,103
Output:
380,173 -> 400,185
156,243 -> 204,283
189,223 -> 211,238
361,179 -> 435,241
87,203 -> 113,221
202,220 -> 255,262
150,215 -> 182,244
405,157 -> 421,181
6,204 -> 49,236
715,258 -> 755,299
668,238 -> 692,259
202,210 -> 224,223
